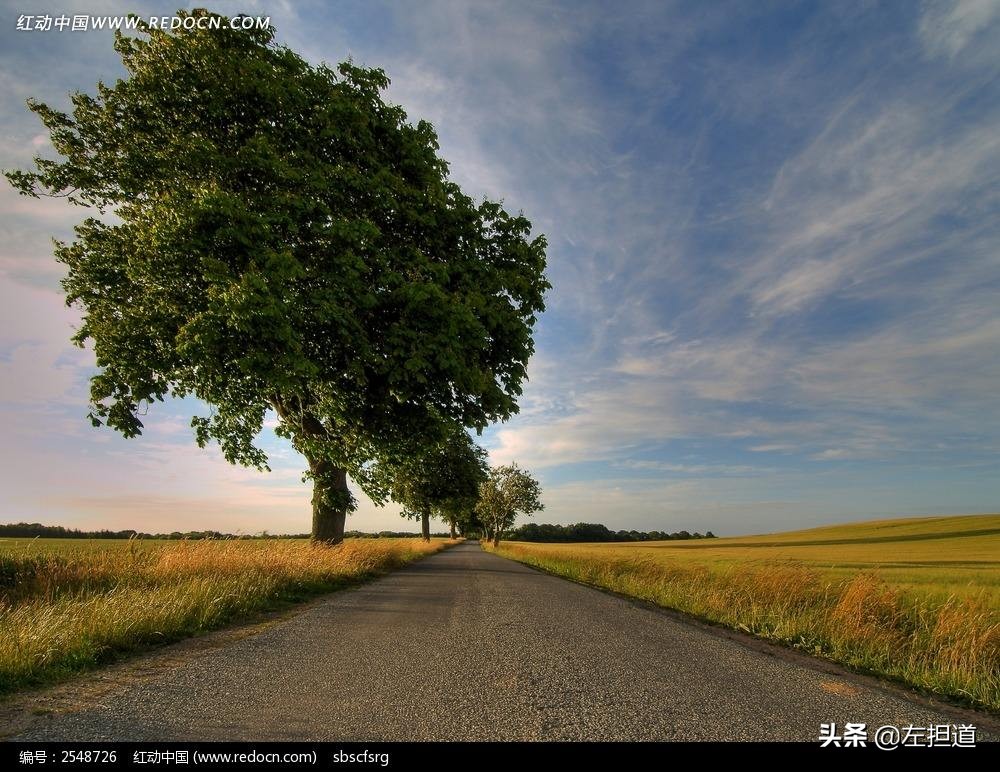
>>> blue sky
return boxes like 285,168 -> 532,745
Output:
1,1 -> 998,535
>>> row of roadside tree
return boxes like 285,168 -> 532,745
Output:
5,11 -> 545,545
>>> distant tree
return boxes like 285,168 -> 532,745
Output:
4,10 -> 548,544
476,463 -> 543,547
453,506 -> 485,539
437,494 -> 479,540
428,435 -> 487,540
380,426 -> 487,541
0,522 -> 140,539
505,522 -> 718,543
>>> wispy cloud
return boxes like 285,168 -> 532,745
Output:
919,0 -> 1000,59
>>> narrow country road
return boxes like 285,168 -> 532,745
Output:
7,542 -> 993,741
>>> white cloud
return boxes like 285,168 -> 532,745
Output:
614,460 -> 763,475
791,318 -> 1000,416
528,476 -> 830,535
919,0 -> 1000,59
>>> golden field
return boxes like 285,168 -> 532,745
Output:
0,537 -> 450,695
489,515 -> 1000,711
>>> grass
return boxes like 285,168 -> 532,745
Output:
488,514 -> 1000,712
0,536 -> 451,696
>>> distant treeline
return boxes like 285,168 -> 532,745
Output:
509,522 -> 716,542
0,522 -> 446,540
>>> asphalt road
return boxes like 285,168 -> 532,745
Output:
7,541 -> 993,741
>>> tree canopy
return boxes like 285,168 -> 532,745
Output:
5,10 -> 548,542
476,463 -> 543,547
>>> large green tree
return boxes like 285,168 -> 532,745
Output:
5,10 -> 548,543
382,425 -> 487,541
476,463 -> 544,547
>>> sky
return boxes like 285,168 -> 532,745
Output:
1,0 -> 998,536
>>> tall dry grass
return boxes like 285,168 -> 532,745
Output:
490,543 -> 1000,712
0,538 -> 448,694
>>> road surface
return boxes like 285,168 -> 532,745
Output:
6,541 -> 992,741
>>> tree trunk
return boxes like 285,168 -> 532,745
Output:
492,532 -> 501,548
421,512 -> 431,542
270,395 -> 347,544
310,460 -> 348,545
449,519 -> 457,539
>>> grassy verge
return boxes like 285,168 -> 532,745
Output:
0,537 -> 452,695
487,518 -> 999,712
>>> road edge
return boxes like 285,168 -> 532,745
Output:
483,541 -> 1000,734
0,539 -> 465,739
